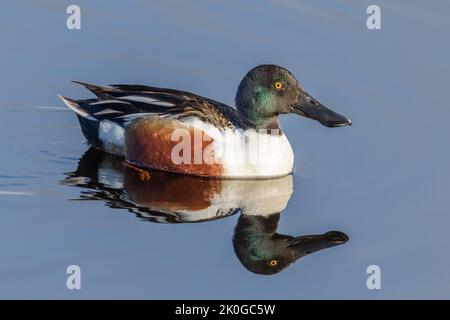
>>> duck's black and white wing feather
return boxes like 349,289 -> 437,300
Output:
69,81 -> 242,129
59,81 -> 243,155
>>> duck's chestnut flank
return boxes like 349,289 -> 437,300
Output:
126,117 -> 224,177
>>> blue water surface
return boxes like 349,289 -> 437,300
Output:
0,0 -> 449,299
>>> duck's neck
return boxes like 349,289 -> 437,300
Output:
241,115 -> 281,131
236,87 -> 281,131
234,214 -> 280,240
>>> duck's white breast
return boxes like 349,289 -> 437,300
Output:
185,119 -> 294,178
219,129 -> 294,178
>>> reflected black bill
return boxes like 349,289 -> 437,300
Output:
293,92 -> 352,127
288,231 -> 349,258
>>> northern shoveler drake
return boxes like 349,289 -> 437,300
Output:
59,64 -> 351,178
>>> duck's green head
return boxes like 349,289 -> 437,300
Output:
235,64 -> 352,129
233,214 -> 349,275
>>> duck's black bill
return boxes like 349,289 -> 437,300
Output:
293,92 -> 352,127
288,231 -> 349,259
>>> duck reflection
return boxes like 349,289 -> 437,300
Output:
63,148 -> 349,275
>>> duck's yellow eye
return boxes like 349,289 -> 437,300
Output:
269,260 -> 278,267
274,82 -> 283,90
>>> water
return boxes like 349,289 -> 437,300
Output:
1,0 -> 450,299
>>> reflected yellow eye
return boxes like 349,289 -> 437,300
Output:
274,82 -> 283,90
269,260 -> 278,267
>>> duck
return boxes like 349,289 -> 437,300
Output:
59,64 -> 351,178
63,148 -> 349,275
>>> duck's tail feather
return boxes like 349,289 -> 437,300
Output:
58,95 -> 95,119
58,95 -> 101,146
71,81 -> 115,99
58,94 -> 126,155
